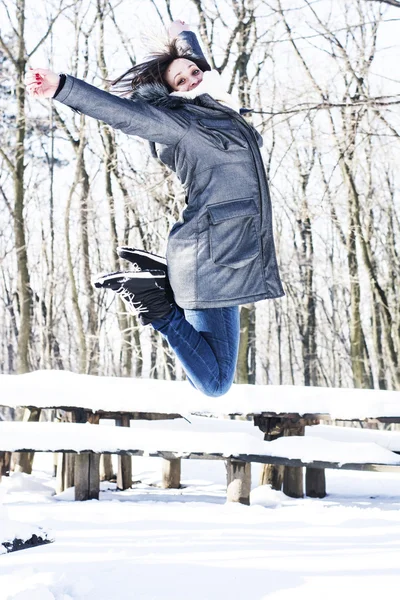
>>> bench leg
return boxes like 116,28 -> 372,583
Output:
259,464 -> 284,490
100,454 -> 114,482
283,466 -> 303,498
75,453 -> 100,501
0,452 -> 11,482
306,467 -> 326,498
162,458 -> 181,489
226,459 -> 251,505
56,453 -> 75,494
282,422 -> 305,498
116,416 -> 132,491
12,408 -> 41,475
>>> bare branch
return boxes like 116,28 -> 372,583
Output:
0,146 -> 15,174
0,31 -> 17,66
254,96 -> 400,117
0,184 -> 14,217
28,3 -> 76,58
365,0 -> 400,7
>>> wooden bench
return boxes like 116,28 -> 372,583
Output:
1,371 -> 400,504
1,418 -> 400,504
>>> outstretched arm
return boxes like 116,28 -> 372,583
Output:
168,20 -> 209,65
25,68 -> 189,146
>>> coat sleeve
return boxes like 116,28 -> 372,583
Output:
177,31 -> 209,64
54,75 -> 189,146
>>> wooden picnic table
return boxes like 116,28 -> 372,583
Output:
1,371 -> 400,502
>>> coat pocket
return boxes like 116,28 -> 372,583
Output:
199,118 -> 247,150
207,198 -> 260,269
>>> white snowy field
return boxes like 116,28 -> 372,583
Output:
1,454 -> 400,600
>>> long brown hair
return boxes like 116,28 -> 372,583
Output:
110,39 -> 211,96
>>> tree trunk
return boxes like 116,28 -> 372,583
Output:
236,305 -> 255,384
14,0 -> 31,374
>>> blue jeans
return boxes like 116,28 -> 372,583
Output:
152,306 -> 240,397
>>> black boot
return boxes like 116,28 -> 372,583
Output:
117,246 -> 174,303
94,270 -> 172,326
117,246 -> 167,271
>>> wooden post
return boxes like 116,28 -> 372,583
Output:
282,422 -> 305,498
56,452 -> 76,494
56,411 -> 79,493
255,417 -> 285,490
0,452 -> 11,482
226,459 -> 251,505
12,408 -> 40,474
283,465 -> 304,498
100,454 -> 114,481
71,411 -> 100,501
162,458 -> 181,489
116,415 -> 132,490
75,453 -> 100,501
260,462 -> 284,490
306,467 -> 326,498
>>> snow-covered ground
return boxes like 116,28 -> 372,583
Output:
1,454 -> 400,600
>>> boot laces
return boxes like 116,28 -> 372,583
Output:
116,284 -> 149,315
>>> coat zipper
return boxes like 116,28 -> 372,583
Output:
232,116 -> 268,285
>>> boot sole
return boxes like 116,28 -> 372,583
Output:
94,270 -> 165,287
117,247 -> 167,267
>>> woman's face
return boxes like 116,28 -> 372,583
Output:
164,58 -> 203,92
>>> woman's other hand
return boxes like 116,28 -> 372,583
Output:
25,68 -> 60,98
168,20 -> 191,39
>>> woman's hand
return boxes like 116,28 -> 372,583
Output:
25,68 -> 60,98
168,20 -> 191,39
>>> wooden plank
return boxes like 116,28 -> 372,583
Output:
226,459 -> 251,505
1,406 -> 183,420
233,454 -> 400,473
3,445 -> 400,472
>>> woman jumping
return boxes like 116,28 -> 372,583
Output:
25,20 -> 284,397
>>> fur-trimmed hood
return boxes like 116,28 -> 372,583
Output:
130,82 -> 205,108
130,81 -> 252,115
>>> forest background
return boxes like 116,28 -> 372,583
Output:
0,0 -> 399,391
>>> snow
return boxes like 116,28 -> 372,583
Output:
2,369 -> 400,418
0,479 -> 51,557
307,423 -> 400,451
2,373 -> 400,598
1,418 -> 400,466
1,457 -> 400,600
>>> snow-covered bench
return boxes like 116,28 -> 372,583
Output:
1,370 -> 400,503
1,417 -> 400,503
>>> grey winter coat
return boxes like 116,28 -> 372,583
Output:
54,60 -> 284,309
